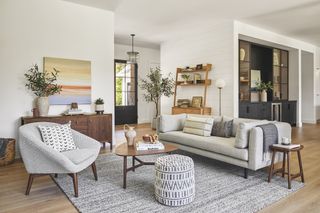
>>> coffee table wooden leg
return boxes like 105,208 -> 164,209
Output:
297,150 -> 305,183
282,152 -> 286,177
132,156 -> 135,172
268,150 -> 276,183
287,152 -> 291,189
123,156 -> 127,189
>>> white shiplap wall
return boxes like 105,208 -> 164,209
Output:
160,20 -> 235,116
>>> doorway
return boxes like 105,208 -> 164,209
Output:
114,60 -> 138,125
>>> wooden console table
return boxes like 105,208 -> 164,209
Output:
21,114 -> 113,150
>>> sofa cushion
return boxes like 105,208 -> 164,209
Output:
159,114 -> 187,133
211,118 -> 233,138
62,148 -> 94,165
235,121 -> 270,148
183,116 -> 214,136
159,131 -> 248,161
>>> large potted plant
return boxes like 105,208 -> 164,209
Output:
25,64 -> 62,116
140,67 -> 175,129
255,81 -> 273,102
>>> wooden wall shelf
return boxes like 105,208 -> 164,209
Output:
173,63 -> 213,115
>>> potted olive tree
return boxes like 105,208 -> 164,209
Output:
95,98 -> 104,114
255,81 -> 273,102
140,67 -> 175,129
25,64 -> 62,116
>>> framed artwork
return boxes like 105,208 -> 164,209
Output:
196,64 -> 203,70
191,96 -> 203,108
44,57 -> 91,105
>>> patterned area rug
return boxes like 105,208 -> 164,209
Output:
53,151 -> 303,213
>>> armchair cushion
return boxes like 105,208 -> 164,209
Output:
62,148 -> 94,165
38,122 -> 77,152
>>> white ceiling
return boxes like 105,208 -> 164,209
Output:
64,0 -> 320,48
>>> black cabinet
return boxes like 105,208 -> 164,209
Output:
239,101 -> 296,126
281,101 -> 297,126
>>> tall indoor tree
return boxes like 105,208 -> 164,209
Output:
140,67 -> 175,128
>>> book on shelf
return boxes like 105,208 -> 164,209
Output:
272,144 -> 300,149
136,141 -> 164,151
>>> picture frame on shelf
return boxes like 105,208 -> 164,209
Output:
191,96 -> 203,108
196,64 -> 203,70
194,73 -> 201,84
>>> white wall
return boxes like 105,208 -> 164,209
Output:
0,0 -> 114,151
301,51 -> 316,123
114,44 -> 160,123
315,48 -> 320,120
161,21 -> 234,116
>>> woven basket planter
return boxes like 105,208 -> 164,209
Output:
154,154 -> 195,206
0,138 -> 15,166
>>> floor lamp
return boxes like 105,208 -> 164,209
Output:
216,79 -> 226,116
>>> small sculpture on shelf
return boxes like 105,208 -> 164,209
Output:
177,99 -> 190,108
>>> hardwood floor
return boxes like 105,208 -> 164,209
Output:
0,123 -> 319,212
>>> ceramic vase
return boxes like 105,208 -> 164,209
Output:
37,97 -> 49,116
95,104 -> 104,114
260,90 -> 267,102
240,48 -> 246,61
124,124 -> 136,146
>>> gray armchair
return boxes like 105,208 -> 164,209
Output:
19,122 -> 101,197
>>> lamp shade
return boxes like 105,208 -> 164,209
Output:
216,79 -> 226,88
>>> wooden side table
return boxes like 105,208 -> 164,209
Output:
268,144 -> 304,189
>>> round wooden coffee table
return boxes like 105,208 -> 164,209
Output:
115,143 -> 178,189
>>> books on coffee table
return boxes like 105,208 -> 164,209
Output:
272,144 -> 300,149
136,141 -> 164,151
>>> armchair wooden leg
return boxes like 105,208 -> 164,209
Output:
70,173 -> 79,197
91,162 -> 98,181
25,174 -> 34,195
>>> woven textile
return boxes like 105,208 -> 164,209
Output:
155,154 -> 195,206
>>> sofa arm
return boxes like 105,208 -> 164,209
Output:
248,122 -> 291,170
157,114 -> 187,133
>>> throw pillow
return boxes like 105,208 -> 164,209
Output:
159,114 -> 187,133
38,122 -> 77,152
234,121 -> 270,148
183,116 -> 214,137
211,118 -> 233,138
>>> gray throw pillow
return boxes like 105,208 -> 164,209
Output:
211,119 -> 233,138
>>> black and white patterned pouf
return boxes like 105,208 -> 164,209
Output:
154,154 -> 195,206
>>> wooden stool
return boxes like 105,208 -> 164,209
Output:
268,144 -> 304,189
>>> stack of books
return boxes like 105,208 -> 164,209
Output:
136,141 -> 164,151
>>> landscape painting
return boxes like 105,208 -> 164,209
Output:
44,57 -> 91,105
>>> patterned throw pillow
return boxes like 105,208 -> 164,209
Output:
211,119 -> 233,138
183,116 -> 214,137
38,122 -> 77,152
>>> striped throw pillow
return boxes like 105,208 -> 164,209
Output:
183,117 -> 214,136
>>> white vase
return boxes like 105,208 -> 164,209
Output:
124,124 -> 136,146
37,97 -> 49,116
151,117 -> 157,130
95,104 -> 104,114
240,48 -> 246,61
260,90 -> 267,102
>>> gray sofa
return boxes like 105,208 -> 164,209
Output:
157,114 -> 291,178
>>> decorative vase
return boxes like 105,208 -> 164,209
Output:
95,104 -> 104,115
240,48 -> 246,61
260,90 -> 267,102
37,97 -> 49,116
124,124 -> 136,146
151,117 -> 157,130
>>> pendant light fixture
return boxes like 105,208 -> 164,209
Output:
127,34 -> 139,64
